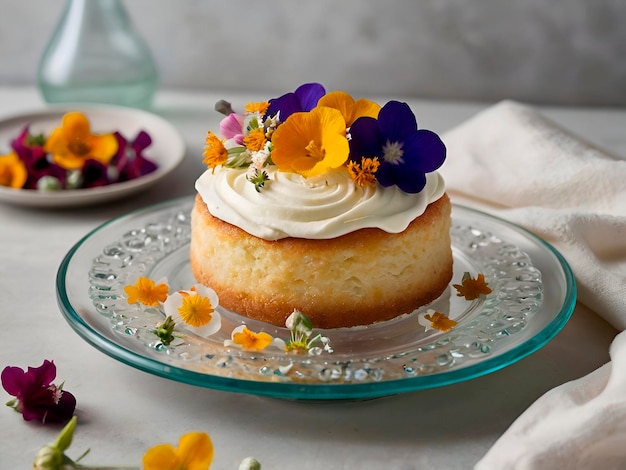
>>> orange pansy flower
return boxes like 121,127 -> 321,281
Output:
0,151 -> 27,188
232,327 -> 274,351
44,112 -> 118,170
317,91 -> 381,127
271,106 -> 349,177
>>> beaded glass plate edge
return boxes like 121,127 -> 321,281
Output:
56,197 -> 576,400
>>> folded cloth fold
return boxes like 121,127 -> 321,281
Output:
441,100 -> 626,330
439,100 -> 626,469
476,328 -> 626,469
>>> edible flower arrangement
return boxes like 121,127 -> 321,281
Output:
203,82 -> 446,193
0,111 -> 157,191
122,271 -> 492,352
124,276 -> 333,355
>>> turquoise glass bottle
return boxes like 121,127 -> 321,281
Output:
37,0 -> 158,109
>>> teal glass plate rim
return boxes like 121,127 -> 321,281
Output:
56,196 -> 576,400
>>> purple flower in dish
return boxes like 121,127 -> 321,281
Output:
1,360 -> 76,424
348,100 -> 446,193
10,126 -> 67,189
113,131 -> 158,183
265,82 -> 326,122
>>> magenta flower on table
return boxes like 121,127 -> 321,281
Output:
1,360 -> 76,424
348,100 -> 446,193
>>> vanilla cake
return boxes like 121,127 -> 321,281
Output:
190,83 -> 452,329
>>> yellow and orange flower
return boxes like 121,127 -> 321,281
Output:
0,151 -> 27,188
224,325 -> 285,351
124,276 -> 169,307
44,112 -> 118,170
317,91 -> 381,127
142,431 -> 214,470
162,284 -> 221,337
271,106 -> 349,177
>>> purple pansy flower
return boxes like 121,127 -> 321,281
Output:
349,100 -> 446,193
1,360 -> 76,424
265,82 -> 326,122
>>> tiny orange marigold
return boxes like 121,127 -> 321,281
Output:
244,101 -> 269,115
347,156 -> 380,188
203,131 -> 228,171
243,128 -> 267,152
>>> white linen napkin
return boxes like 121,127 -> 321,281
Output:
438,100 -> 626,469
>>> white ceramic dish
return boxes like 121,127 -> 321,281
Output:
0,105 -> 185,208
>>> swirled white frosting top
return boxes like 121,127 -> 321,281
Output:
195,166 -> 445,240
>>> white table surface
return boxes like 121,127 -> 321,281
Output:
0,86 -> 621,469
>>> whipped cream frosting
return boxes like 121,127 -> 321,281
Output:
195,166 -> 445,240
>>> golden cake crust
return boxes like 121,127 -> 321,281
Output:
190,193 -> 453,329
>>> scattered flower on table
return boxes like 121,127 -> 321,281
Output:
418,309 -> 458,332
0,111 -> 158,191
453,272 -> 493,300
142,431 -> 214,470
1,359 -> 76,424
31,416 -> 262,469
204,82 -> 446,194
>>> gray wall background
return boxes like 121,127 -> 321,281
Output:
1,0 -> 625,106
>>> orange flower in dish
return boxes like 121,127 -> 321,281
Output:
0,151 -> 27,188
232,326 -> 274,351
418,309 -> 458,332
124,276 -> 169,306
453,272 -> 492,300
271,106 -> 349,177
44,112 -> 118,170
317,91 -> 381,127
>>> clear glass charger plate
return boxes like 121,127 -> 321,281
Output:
56,197 -> 576,400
